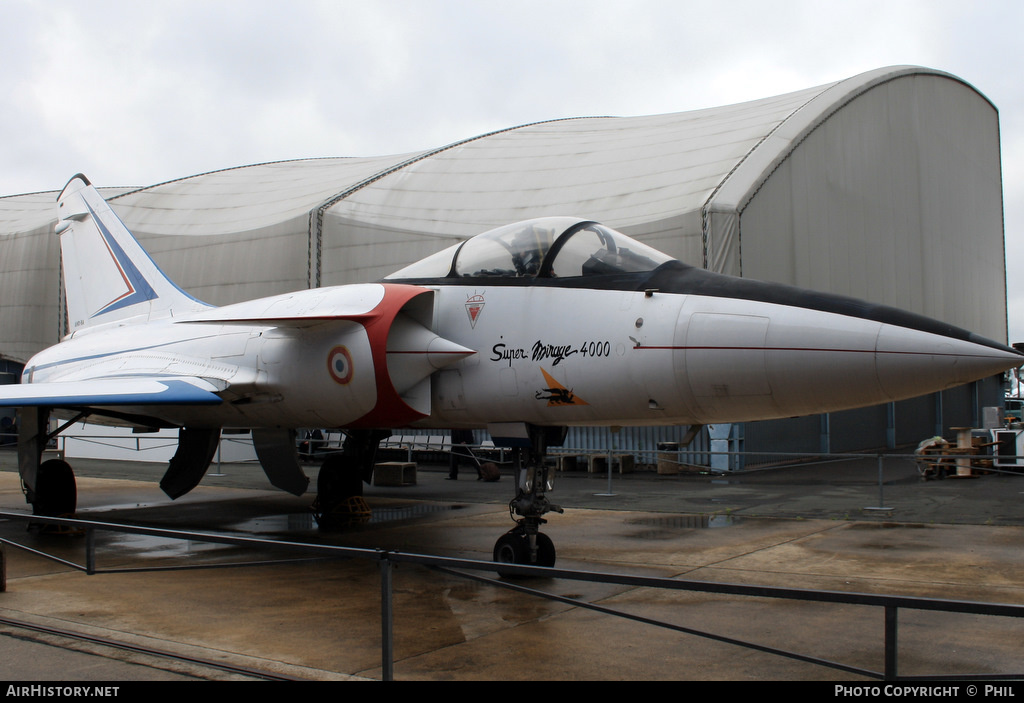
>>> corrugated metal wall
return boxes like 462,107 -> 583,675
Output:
397,424 -> 710,467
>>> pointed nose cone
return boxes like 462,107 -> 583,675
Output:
677,298 -> 1023,423
875,325 -> 1023,399
658,262 -> 1023,422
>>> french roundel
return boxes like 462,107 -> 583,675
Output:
327,345 -> 354,385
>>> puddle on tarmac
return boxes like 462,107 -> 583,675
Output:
848,522 -> 932,530
229,502 -> 468,533
77,502 -> 167,513
105,533 -> 230,559
367,503 -> 467,524
628,514 -> 739,528
99,503 -> 468,560
625,514 -> 740,539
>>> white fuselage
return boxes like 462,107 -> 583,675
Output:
422,286 -> 1007,427
22,282 -> 1015,431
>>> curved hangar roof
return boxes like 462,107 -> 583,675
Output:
0,65 -> 1005,364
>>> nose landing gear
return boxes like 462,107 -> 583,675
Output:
492,425 -> 565,573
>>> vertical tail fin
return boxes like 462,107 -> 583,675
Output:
56,175 -> 210,331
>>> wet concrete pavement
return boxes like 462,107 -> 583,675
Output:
1,449 -> 1024,681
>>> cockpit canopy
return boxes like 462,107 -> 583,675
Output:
385,217 -> 674,281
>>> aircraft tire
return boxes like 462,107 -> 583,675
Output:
534,532 -> 556,568
313,455 -> 368,529
33,459 -> 76,517
317,455 -> 363,501
493,531 -> 556,574
494,532 -> 528,565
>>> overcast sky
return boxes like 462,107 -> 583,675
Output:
4,0 -> 1024,338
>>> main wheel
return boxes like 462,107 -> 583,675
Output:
33,459 -> 76,517
316,455 -> 364,501
313,455 -> 370,528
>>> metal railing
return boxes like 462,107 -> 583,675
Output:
1,510 -> 1023,681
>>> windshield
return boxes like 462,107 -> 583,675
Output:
385,217 -> 673,281
547,222 -> 672,277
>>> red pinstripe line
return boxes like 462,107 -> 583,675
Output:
635,346 -> 1002,358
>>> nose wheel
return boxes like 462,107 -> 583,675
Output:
493,524 -> 556,568
492,425 -> 565,573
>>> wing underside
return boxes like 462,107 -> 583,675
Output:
0,377 -> 224,408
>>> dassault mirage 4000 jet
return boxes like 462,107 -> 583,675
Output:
2,175 -> 1021,567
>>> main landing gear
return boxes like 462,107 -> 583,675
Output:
17,408 -> 229,521
493,426 -> 565,572
32,458 -> 77,518
312,430 -> 389,529
17,408 -> 83,520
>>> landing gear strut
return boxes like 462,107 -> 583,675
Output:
312,429 -> 388,528
493,426 -> 565,572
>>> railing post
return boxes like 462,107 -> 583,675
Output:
607,450 -> 614,495
85,527 -> 96,575
0,542 -> 6,592
878,454 -> 886,509
865,454 -> 892,513
596,450 -> 615,497
380,554 -> 394,681
885,605 -> 898,680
